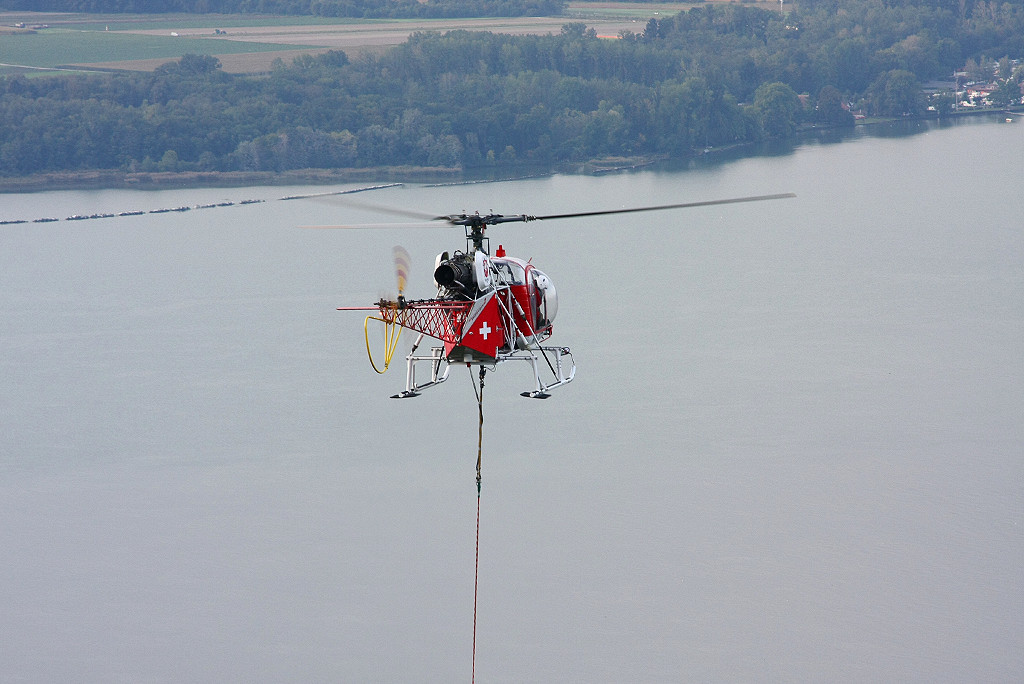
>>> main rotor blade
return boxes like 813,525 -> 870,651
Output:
310,196 -> 441,222
531,193 -> 795,221
299,221 -> 439,229
302,192 -> 795,230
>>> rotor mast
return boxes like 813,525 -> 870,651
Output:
444,212 -> 536,254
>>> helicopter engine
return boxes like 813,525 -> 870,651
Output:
434,251 -> 493,295
433,254 -> 475,291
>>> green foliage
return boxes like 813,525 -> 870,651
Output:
815,85 -> 854,126
867,69 -> 926,116
990,77 -> 1024,107
753,82 -> 802,137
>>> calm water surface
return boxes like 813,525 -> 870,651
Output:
1,117 -> 1022,682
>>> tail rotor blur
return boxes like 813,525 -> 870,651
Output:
393,245 -> 411,305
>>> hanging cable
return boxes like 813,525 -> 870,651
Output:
470,365 -> 486,684
472,479 -> 482,684
475,366 -> 485,491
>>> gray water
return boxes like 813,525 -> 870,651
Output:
1,117 -> 1022,683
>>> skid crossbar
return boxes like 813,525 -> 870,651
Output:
391,345 -> 574,399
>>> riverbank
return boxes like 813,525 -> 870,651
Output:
0,166 -> 464,193
2,110 -> 1018,194
0,154 -> 686,193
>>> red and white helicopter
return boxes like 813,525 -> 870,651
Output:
334,193 -> 794,398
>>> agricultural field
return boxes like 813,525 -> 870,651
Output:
0,24 -> 303,74
0,2 -> 769,74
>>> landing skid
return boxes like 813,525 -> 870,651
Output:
506,345 -> 575,399
389,345 -> 575,398
390,389 -> 421,399
390,346 -> 450,398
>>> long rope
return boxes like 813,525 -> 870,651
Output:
471,366 -> 485,684
472,485 -> 481,683
475,366 -> 485,489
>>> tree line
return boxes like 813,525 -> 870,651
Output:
1,1 -> 1023,176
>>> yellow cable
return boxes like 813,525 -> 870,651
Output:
364,313 -> 403,374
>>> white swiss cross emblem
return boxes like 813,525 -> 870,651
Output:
478,322 -> 492,340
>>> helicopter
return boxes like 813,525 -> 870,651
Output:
333,192 -> 795,399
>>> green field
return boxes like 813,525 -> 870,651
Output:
42,14 -> 373,31
0,29 -> 312,73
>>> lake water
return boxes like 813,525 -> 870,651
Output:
1,116 -> 1022,683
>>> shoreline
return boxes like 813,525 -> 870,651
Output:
0,167 -> 464,194
2,110 -> 1019,194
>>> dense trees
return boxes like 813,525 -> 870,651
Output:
867,69 -> 926,116
2,1 -> 1023,177
753,82 -> 802,137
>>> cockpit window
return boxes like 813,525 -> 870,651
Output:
531,269 -> 558,326
491,259 -> 525,285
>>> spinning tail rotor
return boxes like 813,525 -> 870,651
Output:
394,245 -> 410,306
362,245 -> 412,373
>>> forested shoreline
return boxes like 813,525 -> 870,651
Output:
2,0 -> 1023,182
